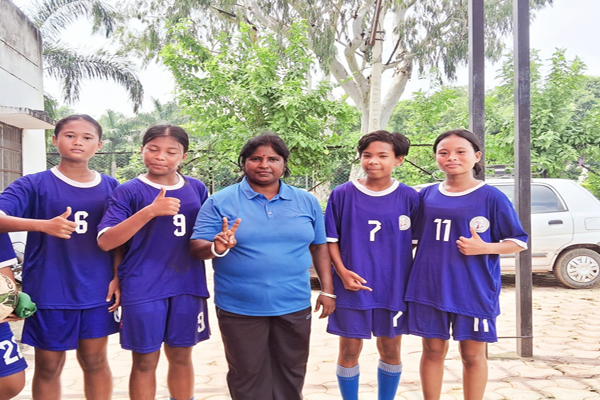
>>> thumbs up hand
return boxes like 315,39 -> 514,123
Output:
43,207 -> 78,239
148,187 -> 181,217
456,226 -> 490,255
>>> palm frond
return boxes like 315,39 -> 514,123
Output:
44,44 -> 143,112
30,0 -> 116,42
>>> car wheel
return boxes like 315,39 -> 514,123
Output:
553,248 -> 600,289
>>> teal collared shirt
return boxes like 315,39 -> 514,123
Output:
192,177 -> 326,316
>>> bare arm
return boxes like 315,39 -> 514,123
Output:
310,243 -> 335,318
457,227 -> 527,256
328,241 -> 372,291
98,187 -> 180,251
106,246 -> 123,312
0,208 -> 77,239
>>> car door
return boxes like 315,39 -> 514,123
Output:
493,183 -> 574,271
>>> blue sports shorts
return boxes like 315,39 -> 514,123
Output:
407,302 -> 498,342
0,323 -> 27,378
22,305 -> 119,351
327,307 -> 409,339
120,295 -> 210,354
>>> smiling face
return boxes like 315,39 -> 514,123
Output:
243,145 -> 286,188
360,140 -> 404,180
435,134 -> 482,177
52,119 -> 102,163
141,135 -> 187,180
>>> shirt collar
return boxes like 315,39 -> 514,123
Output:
240,177 -> 293,200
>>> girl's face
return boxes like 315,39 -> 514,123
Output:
435,135 -> 481,177
243,145 -> 286,188
52,120 -> 102,162
141,135 -> 187,179
360,141 -> 403,180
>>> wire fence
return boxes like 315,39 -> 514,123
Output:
46,151 -> 356,202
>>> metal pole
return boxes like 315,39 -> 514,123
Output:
513,0 -> 533,358
469,0 -> 485,181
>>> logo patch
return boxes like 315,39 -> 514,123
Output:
398,215 -> 411,231
469,216 -> 490,233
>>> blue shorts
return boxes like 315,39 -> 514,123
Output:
407,302 -> 497,342
0,323 -> 27,377
120,295 -> 210,354
327,307 -> 409,339
22,305 -> 120,351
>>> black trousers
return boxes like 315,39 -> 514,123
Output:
217,306 -> 312,400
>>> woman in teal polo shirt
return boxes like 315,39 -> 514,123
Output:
190,133 -> 335,400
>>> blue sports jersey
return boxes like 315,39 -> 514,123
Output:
0,168 -> 118,309
0,234 -> 16,269
325,179 -> 419,311
405,182 -> 528,319
98,175 -> 209,306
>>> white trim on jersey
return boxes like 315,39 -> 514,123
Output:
438,181 -> 486,197
138,174 -> 185,190
326,237 -> 339,243
503,238 -> 528,249
0,258 -> 17,268
351,179 -> 400,197
51,167 -> 101,188
97,226 -> 111,239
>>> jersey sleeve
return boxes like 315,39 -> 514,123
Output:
191,196 -> 223,241
492,190 -> 529,249
324,189 -> 340,243
309,194 -> 326,245
0,175 -> 36,217
97,185 -> 134,237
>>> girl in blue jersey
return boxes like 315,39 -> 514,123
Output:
406,129 -> 528,400
0,115 -> 120,400
97,125 -> 209,400
0,234 -> 27,400
325,130 -> 419,400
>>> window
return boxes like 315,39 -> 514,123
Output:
0,123 -> 23,190
493,184 -> 566,214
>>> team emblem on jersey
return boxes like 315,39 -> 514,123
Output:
398,215 -> 411,230
470,216 -> 490,233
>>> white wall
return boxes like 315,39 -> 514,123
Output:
0,0 -> 47,174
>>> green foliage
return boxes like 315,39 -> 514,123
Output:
161,19 -> 359,179
387,50 -> 600,189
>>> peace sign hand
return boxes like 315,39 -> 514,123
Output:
213,217 -> 241,254
457,226 -> 490,256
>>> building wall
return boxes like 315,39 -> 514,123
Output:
0,0 -> 47,174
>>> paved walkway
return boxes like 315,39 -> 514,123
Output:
10,271 -> 600,399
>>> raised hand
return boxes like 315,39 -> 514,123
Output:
148,187 -> 180,217
43,207 -> 77,239
457,226 -> 490,255
213,217 -> 241,254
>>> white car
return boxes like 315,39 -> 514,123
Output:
488,178 -> 600,289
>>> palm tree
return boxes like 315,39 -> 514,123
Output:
25,0 -> 143,112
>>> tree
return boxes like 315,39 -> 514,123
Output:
161,20 -> 359,179
22,0 -> 144,112
117,0 -> 552,133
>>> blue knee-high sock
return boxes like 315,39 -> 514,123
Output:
377,360 -> 402,400
337,363 -> 360,400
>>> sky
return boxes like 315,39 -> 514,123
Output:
24,0 -> 600,119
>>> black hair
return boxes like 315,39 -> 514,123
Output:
357,130 -> 410,157
237,133 -> 291,178
433,129 -> 484,175
141,124 -> 189,153
54,114 -> 103,140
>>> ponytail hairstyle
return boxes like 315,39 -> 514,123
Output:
433,129 -> 484,176
54,114 -> 103,139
